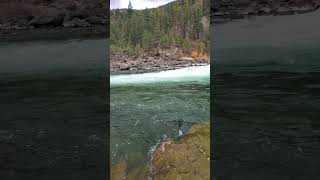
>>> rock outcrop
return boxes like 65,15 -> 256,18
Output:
212,0 -> 320,23
150,123 -> 210,180
111,123 -> 210,180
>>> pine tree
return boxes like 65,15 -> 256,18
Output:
128,0 -> 133,9
110,0 -> 209,53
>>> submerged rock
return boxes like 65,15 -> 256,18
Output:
111,160 -> 149,180
111,160 -> 127,180
150,123 -> 210,180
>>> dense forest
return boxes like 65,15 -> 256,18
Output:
110,0 -> 210,54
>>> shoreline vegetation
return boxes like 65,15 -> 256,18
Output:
110,0 -> 210,73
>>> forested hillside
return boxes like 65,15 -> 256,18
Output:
110,0 -> 210,54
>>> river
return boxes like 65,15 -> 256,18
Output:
110,65 -> 210,171
0,39 -> 108,180
212,10 -> 320,180
2,9 -> 320,180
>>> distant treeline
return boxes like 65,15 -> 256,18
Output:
110,0 -> 209,54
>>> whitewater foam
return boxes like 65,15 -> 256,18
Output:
110,65 -> 210,86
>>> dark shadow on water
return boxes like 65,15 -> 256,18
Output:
0,39 -> 109,180
212,10 -> 320,178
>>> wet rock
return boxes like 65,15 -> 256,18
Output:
127,164 -> 149,180
150,123 -> 210,180
111,160 -> 149,180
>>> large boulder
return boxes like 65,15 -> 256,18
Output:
150,123 -> 210,180
110,123 -> 210,180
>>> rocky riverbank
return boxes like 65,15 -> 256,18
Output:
111,123 -> 210,180
2,0 -> 320,38
111,48 -> 209,73
0,0 -> 108,35
212,0 -> 320,24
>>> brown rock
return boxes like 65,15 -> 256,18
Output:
111,161 -> 127,180
150,123 -> 210,180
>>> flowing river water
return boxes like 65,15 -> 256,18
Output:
212,10 -> 320,180
1,9 -> 320,180
110,65 -> 210,170
0,39 -> 108,179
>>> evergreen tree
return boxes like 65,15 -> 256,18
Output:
110,0 -> 209,53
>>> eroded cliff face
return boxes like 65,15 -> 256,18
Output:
0,0 -> 109,32
212,0 -> 320,23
